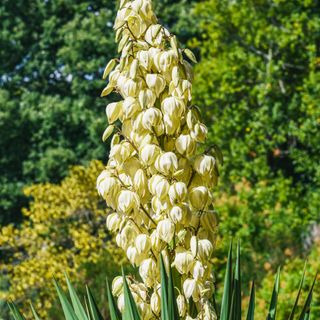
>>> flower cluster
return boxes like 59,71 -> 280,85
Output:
97,0 -> 219,318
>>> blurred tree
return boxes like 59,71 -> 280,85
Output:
191,0 -> 320,280
0,160 -> 126,319
0,0 -> 200,224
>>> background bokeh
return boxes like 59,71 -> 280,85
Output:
0,0 -> 319,319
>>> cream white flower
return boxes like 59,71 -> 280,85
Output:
112,276 -> 123,296
154,152 -> 178,176
139,143 -> 160,165
117,190 -> 140,213
168,182 -> 187,204
177,295 -> 187,317
157,219 -> 175,243
190,236 -> 213,260
183,278 -> 201,301
106,213 -> 121,232
150,291 -> 161,315
146,73 -> 166,97
135,234 -> 151,254
142,107 -> 162,131
173,248 -> 193,274
194,155 -> 216,175
175,134 -> 196,157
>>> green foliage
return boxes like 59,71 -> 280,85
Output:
0,0 -> 200,224
192,0 -> 320,278
0,161 -> 126,318
8,245 -> 318,320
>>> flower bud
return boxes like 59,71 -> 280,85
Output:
157,219 -> 175,243
146,74 -> 166,97
130,59 -> 139,79
177,295 -> 187,317
150,291 -> 161,315
168,182 -> 187,204
135,234 -> 151,254
175,134 -> 196,157
189,186 -> 209,210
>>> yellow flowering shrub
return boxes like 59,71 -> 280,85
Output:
0,160 -> 125,318
96,1 -> 221,318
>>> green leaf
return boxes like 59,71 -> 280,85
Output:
266,267 -> 280,320
229,241 -> 241,320
246,281 -> 255,320
65,274 -> 89,320
8,302 -> 26,320
167,262 -> 179,320
160,253 -> 169,320
220,241 -> 233,320
298,272 -> 318,320
288,262 -> 306,320
30,303 -> 41,320
122,269 -> 140,320
106,280 -> 121,320
86,285 -> 104,320
53,278 -> 79,320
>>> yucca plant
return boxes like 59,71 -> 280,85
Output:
8,243 -> 317,320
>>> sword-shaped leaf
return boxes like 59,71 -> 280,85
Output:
106,279 -> 121,320
30,303 -> 41,320
86,285 -> 104,320
288,262 -> 307,320
160,253 -> 169,320
266,267 -> 280,320
298,272 -> 318,320
122,269 -> 140,320
53,278 -> 79,320
65,274 -> 89,320
220,241 -> 233,320
246,281 -> 255,320
8,302 -> 26,320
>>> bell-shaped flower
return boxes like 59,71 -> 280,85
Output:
135,234 -> 151,255
168,182 -> 187,204
142,107 -> 163,131
106,213 -> 121,233
139,143 -> 160,165
157,218 -> 175,243
154,152 -> 178,176
191,123 -> 208,143
148,175 -> 170,199
190,236 -> 213,260
183,278 -> 201,302
189,186 -> 209,210
175,134 -> 196,157
173,247 -> 194,274
194,154 -> 216,176
146,73 -> 166,97
117,190 -> 140,213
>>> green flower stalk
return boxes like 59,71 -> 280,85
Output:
97,0 -> 220,318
